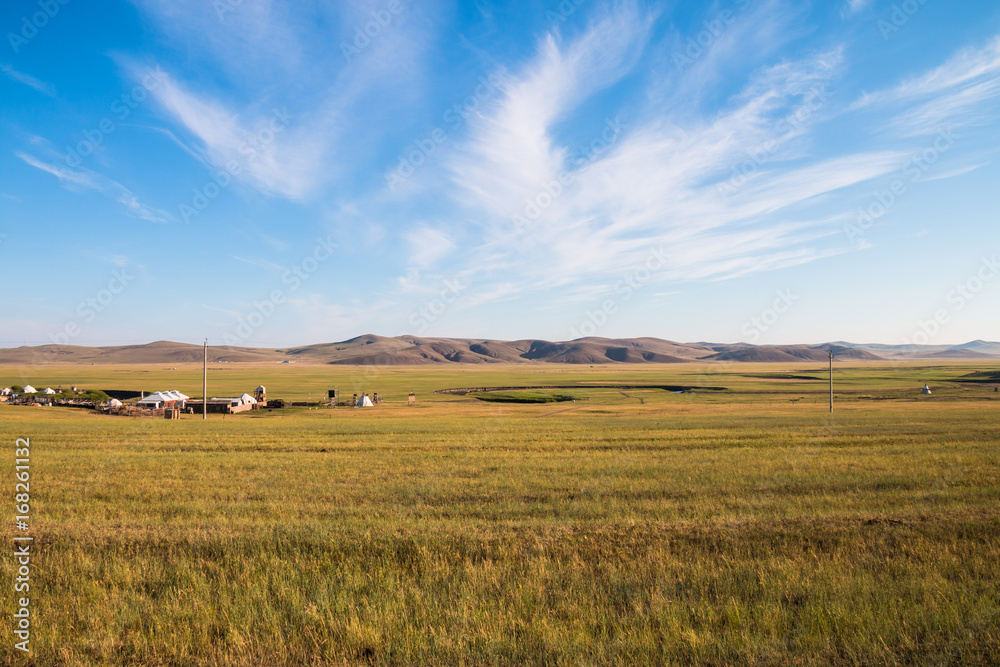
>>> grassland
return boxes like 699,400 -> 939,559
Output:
0,361 -> 998,665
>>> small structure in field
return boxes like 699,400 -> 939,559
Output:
255,385 -> 267,406
186,393 -> 257,414
21,385 -> 37,394
137,390 -> 189,409
1,388 -> 10,396
356,393 -> 374,407
408,392 -> 415,405
43,387 -> 57,395
921,385 -> 932,395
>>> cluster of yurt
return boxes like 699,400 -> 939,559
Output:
7,385 -> 58,395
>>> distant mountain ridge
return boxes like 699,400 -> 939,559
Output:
1,336 -> 997,365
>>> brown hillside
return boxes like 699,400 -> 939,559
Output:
0,335 -> 895,365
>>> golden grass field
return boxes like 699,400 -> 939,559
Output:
0,361 -> 998,665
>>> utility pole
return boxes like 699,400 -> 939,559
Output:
203,339 -> 208,421
829,350 -> 834,413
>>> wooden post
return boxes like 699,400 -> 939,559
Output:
829,350 -> 834,413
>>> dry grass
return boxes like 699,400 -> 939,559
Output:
0,362 -> 998,665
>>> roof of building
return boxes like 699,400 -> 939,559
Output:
137,390 -> 191,404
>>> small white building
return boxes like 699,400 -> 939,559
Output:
1,388 -> 10,396
210,393 -> 256,413
137,390 -> 190,409
43,387 -> 57,395
921,385 -> 932,395
21,385 -> 37,394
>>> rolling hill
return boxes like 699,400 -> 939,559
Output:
0,335 -> 996,366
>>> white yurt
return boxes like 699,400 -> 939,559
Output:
107,398 -> 123,407
21,385 -> 37,394
1,388 -> 10,396
43,387 -> 57,395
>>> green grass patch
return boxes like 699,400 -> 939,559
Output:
470,390 -> 580,403
739,373 -> 824,380
952,370 -> 1000,383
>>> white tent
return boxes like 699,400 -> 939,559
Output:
921,385 -> 932,395
1,388 -> 10,395
107,398 -> 123,407
137,390 -> 189,408
356,393 -> 374,407
237,393 -> 256,405
43,387 -> 57,395
21,385 -> 37,394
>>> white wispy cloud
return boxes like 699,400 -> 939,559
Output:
130,0 -> 437,200
443,25 -> 861,296
230,255 -> 287,274
0,64 -> 56,97
922,162 -> 987,182
407,225 -> 457,268
843,0 -> 870,15
16,152 -> 170,223
140,72 -> 326,198
448,3 -> 652,216
418,16 -> 1000,311
850,35 -> 1000,134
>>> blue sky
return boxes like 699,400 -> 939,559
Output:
2,0 -> 999,348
